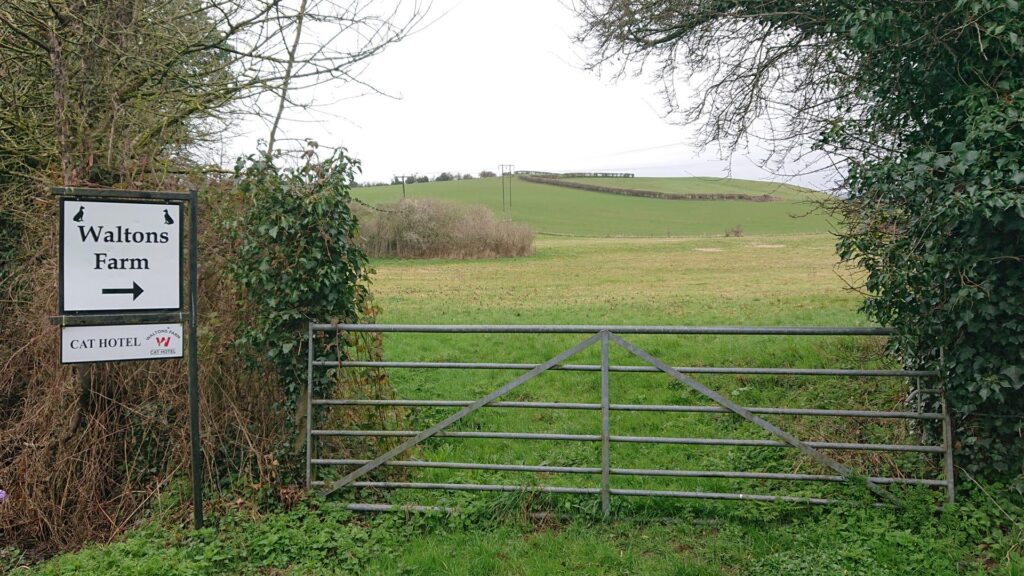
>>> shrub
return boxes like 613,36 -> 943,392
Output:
357,198 -> 534,259
0,181 -> 293,555
0,146 -> 399,555
725,224 -> 744,237
837,88 -> 1024,477
227,146 -> 402,474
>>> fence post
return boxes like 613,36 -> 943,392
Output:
938,346 -> 954,505
306,323 -> 314,490
942,395 -> 955,505
600,330 -> 610,516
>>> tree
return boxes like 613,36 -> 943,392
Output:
0,0 -> 429,551
575,0 -> 1024,477
435,171 -> 454,181
479,170 -> 497,178
0,0 -> 428,186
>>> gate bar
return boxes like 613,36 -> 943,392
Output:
321,360 -> 938,378
313,324 -> 894,335
610,488 -> 835,505
305,323 -> 314,490
311,458 -> 947,486
349,481 -> 599,495
316,399 -> 945,420
311,480 -> 839,506
943,397 -> 956,504
600,331 -> 611,516
312,429 -> 943,452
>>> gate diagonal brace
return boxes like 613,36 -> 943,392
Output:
321,332 -> 603,496
606,333 -> 898,505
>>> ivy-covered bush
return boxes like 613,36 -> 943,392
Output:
838,90 -> 1024,476
228,144 -> 370,425
829,3 -> 1024,477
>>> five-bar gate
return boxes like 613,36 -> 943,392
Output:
306,324 -> 954,513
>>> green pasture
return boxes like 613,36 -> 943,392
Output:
27,235 -> 1023,575
321,234 -> 929,507
324,234 -> 1014,575
353,177 -> 833,237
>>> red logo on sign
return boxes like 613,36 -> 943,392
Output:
155,336 -> 171,347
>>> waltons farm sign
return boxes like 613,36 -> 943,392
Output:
60,199 -> 181,313
57,196 -> 184,363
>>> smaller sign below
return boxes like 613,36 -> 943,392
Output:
61,323 -> 184,364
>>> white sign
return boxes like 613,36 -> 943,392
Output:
61,199 -> 181,312
61,323 -> 184,364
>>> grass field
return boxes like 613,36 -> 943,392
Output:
353,177 -> 832,237
328,235 -> 925,506
28,234 -> 1024,575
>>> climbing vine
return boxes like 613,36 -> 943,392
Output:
228,143 -> 370,423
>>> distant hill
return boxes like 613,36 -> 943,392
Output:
352,176 -> 831,237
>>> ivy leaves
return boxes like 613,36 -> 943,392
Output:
839,86 -> 1024,476
227,144 -> 370,423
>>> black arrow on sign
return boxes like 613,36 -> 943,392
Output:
102,282 -> 144,300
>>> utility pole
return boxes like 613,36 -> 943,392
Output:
394,175 -> 407,198
499,167 -> 506,212
499,164 -> 515,218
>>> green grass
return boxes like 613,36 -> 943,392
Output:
21,484 -> 1023,575
353,177 -> 832,237
331,235 -> 918,504
25,235 -> 1024,575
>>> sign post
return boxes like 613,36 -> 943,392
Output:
52,187 -> 203,529
187,187 -> 202,530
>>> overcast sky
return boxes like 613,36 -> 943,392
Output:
230,0 -> 834,190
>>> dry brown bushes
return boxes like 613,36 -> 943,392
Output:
357,198 -> 534,259
1,0 -> 411,556
0,186 -> 281,554
0,185 -> 396,557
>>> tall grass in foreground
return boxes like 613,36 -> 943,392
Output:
357,198 -> 533,259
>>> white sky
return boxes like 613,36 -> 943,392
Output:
230,0 -> 834,190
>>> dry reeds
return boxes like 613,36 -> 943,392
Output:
0,187 -> 287,556
0,185 -> 398,557
357,198 -> 534,259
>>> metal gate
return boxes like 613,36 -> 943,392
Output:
306,324 -> 954,513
